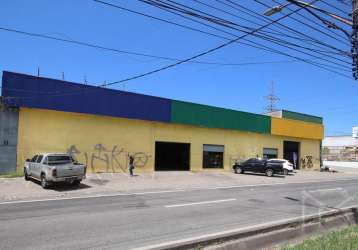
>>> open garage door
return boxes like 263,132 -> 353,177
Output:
155,142 -> 190,171
284,141 -> 300,169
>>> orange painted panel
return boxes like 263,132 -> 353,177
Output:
271,117 -> 324,140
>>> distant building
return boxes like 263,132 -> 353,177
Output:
322,127 -> 358,162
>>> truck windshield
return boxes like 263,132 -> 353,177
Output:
47,155 -> 73,165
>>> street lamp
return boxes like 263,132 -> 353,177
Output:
264,3 -> 291,16
264,0 -> 352,26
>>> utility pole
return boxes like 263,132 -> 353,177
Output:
264,81 -> 280,113
352,0 -> 358,79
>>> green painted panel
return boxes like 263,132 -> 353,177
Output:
282,110 -> 322,124
171,101 -> 271,134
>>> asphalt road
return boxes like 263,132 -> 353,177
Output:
1,178 -> 358,250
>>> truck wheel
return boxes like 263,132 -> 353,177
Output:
283,169 -> 288,176
41,174 -> 49,189
265,169 -> 274,177
24,169 -> 30,181
235,166 -> 243,174
72,180 -> 81,186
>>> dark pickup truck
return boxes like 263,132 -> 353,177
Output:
233,158 -> 285,177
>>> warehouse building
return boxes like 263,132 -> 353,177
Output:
0,71 -> 324,174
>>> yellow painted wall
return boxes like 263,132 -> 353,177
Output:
271,117 -> 324,140
16,108 -> 322,173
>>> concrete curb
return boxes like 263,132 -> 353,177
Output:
133,206 -> 358,250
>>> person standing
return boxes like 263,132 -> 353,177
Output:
293,152 -> 298,169
129,155 -> 135,176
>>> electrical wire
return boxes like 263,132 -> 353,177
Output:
1,0 -> 353,104
141,0 -> 351,69
271,0 -> 350,42
92,0 -> 350,69
219,0 -> 349,54
94,0 -> 352,86
193,0 -> 350,59
320,0 -> 350,16
253,0 -> 350,47
0,27 -> 300,66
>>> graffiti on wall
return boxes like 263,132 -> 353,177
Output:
301,155 -> 315,169
67,144 -> 151,173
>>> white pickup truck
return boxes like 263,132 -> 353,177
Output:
24,153 -> 86,189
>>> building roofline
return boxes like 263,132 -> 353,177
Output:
2,71 -> 322,125
2,71 -> 269,118
2,71 -> 172,102
281,109 -> 323,119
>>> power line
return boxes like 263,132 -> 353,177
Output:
216,0 -> 351,70
192,0 -> 341,45
320,0 -> 350,16
219,0 -> 349,54
0,26 -> 299,66
94,0 -> 352,86
193,0 -> 350,60
89,0 -> 351,74
274,0 -> 351,38
254,0 -> 350,44
271,0 -> 350,42
141,0 -> 343,58
0,4 -> 350,102
1,0 -> 353,104
146,0 -> 350,57
141,0 -> 351,69
89,0 -> 321,62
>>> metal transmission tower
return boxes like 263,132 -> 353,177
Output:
265,82 -> 280,113
353,0 -> 358,79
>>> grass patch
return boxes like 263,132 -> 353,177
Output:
0,172 -> 24,178
282,225 -> 358,250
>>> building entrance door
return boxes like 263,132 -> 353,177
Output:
155,142 -> 190,171
283,141 -> 300,169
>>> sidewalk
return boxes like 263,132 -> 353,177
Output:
1,170 -> 358,203
323,161 -> 358,173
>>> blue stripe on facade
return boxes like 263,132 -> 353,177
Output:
1,72 -> 171,122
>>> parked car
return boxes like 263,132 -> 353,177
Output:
24,153 -> 86,188
232,158 -> 284,177
267,159 -> 294,175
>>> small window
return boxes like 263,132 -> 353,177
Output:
36,155 -> 43,163
47,155 -> 72,165
268,160 -> 284,164
263,148 -> 278,159
30,155 -> 38,162
203,144 -> 224,168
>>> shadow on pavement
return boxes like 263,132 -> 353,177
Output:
237,172 -> 286,178
51,183 -> 92,192
29,179 -> 92,192
88,178 -> 110,185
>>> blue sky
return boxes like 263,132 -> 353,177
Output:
0,0 -> 356,135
